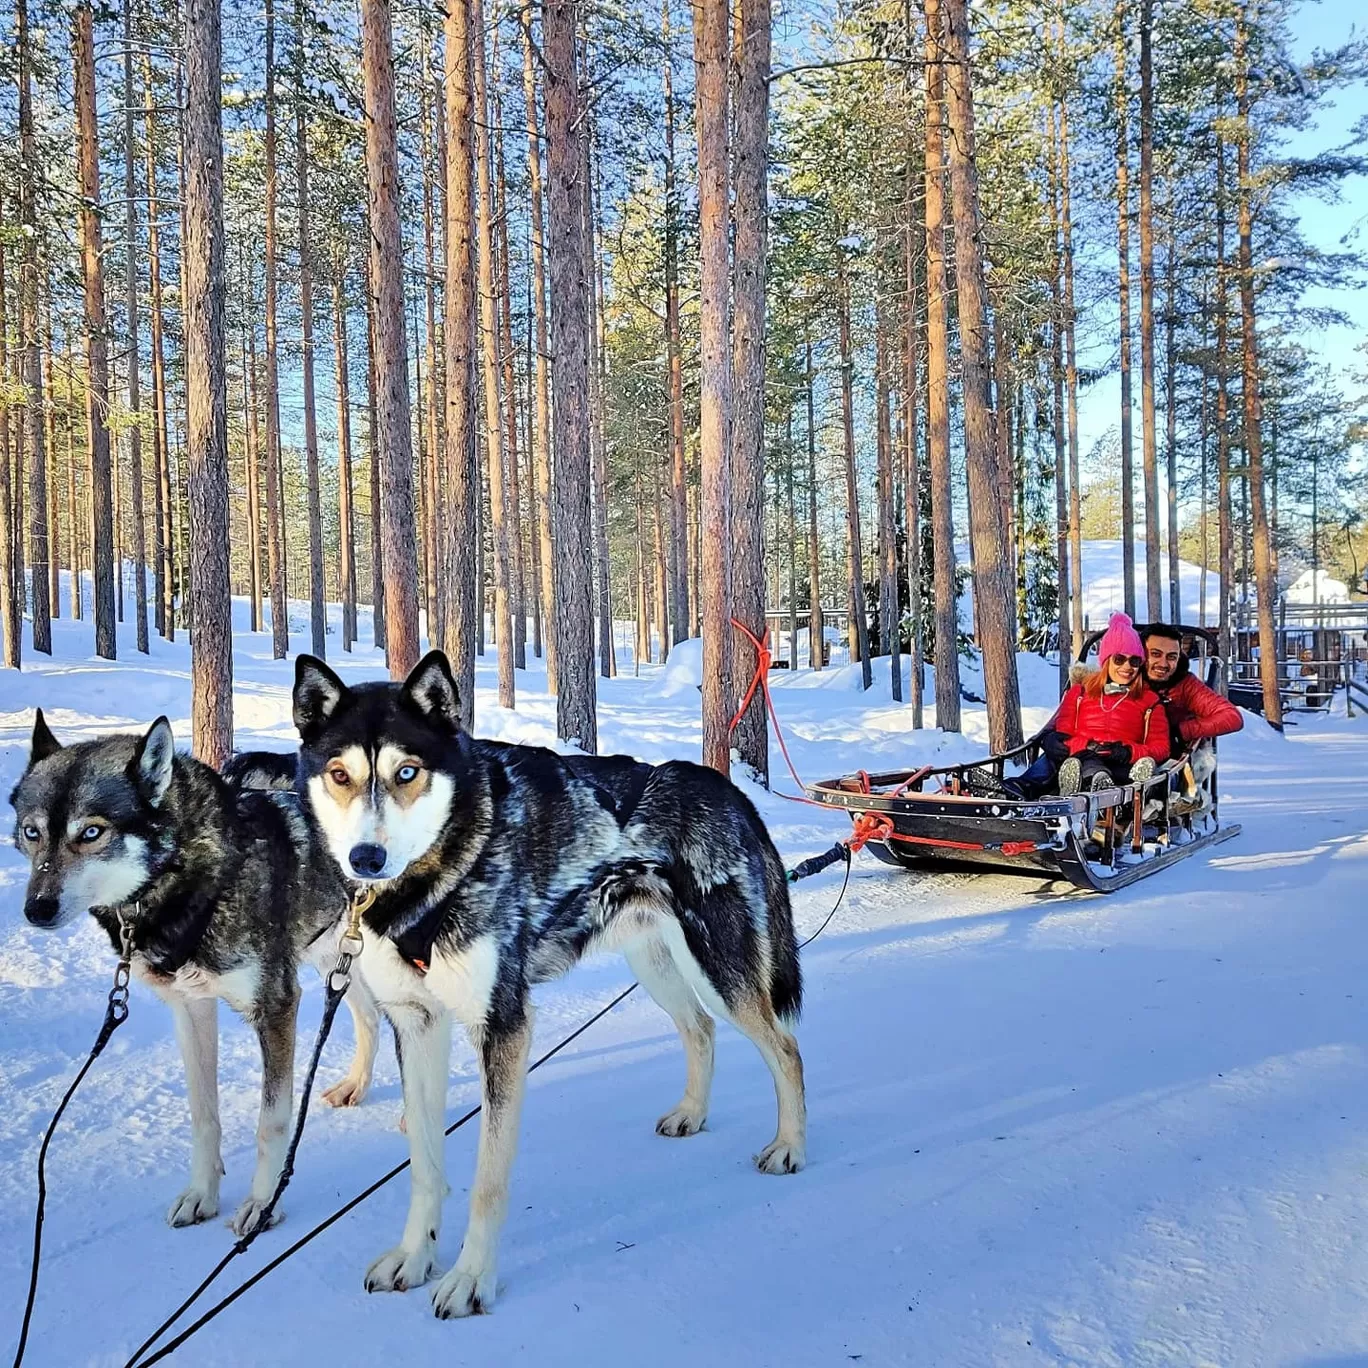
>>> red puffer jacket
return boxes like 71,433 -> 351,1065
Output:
1055,682 -> 1170,765
1151,659 -> 1243,749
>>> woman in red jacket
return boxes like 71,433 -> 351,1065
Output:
1051,613 -> 1170,795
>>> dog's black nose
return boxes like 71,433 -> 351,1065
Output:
24,896 -> 61,928
349,843 -> 388,879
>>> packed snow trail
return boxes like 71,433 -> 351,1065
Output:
2,606 -> 1366,1367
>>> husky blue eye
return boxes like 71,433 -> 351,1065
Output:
396,764 -> 419,784
22,825 -> 39,842
79,824 -> 103,843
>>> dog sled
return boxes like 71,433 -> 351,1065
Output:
803,627 -> 1242,893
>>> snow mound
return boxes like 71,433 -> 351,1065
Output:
653,635 -> 703,698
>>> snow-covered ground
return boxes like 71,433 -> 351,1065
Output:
2,600 -> 1367,1367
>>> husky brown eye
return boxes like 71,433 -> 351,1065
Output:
395,763 -> 419,785
328,766 -> 352,787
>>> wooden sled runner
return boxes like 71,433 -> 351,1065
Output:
804,627 -> 1242,894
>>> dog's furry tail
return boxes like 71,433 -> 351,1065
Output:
764,851 -> 803,1025
222,749 -> 298,792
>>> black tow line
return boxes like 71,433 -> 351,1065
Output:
14,848 -> 851,1368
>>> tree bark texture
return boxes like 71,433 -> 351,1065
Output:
729,0 -> 770,778
923,0 -> 960,730
333,256 -> 357,651
74,3 -> 116,659
183,0 -> 234,767
942,0 -> 1022,753
1235,9 -> 1281,726
1138,0 -> 1162,620
693,0 -> 733,772
19,0 -> 51,655
544,0 -> 597,750
521,4 -> 557,692
264,0 -> 288,657
361,0 -> 421,678
471,0 -> 515,709
0,193 -> 18,667
296,0 -> 326,658
443,0 -> 479,730
123,9 -> 149,654
1115,2 -> 1136,618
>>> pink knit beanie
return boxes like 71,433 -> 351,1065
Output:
1098,611 -> 1143,662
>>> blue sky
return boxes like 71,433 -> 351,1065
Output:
1074,1 -> 1368,458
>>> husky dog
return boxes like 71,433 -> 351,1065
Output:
8,712 -> 382,1235
292,650 -> 806,1319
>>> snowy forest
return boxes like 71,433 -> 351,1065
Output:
0,0 -> 1364,772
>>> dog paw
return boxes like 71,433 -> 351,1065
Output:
755,1139 -> 805,1175
229,1196 -> 283,1238
656,1105 -> 707,1138
321,1073 -> 369,1108
365,1241 -> 436,1294
431,1262 -> 497,1319
167,1185 -> 219,1227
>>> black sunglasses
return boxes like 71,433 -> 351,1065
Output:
1112,653 -> 1144,669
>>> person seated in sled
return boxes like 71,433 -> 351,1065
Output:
1140,623 -> 1242,812
1140,624 -> 1243,753
1004,613 -> 1169,798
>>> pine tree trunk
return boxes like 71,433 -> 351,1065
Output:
653,461 -> 669,663
420,41 -> 443,648
43,304 -> 59,619
18,0 -> 50,655
730,0 -> 769,776
521,4 -> 557,690
295,0 -> 326,657
836,252 -> 872,689
1114,2 -> 1136,618
923,0 -> 959,729
1235,8 -> 1280,725
333,253 -> 357,651
805,338 -> 822,670
662,3 -> 689,650
1049,103 -> 1072,693
66,376 -> 82,622
875,306 -> 902,702
242,243 -> 263,633
942,0 -> 1022,753
361,0 -> 420,677
693,0 -> 732,770
1215,133 -> 1233,670
74,2 -> 116,658
585,123 -> 616,681
264,0 -> 288,657
1164,201 -> 1180,621
143,55 -> 171,640
544,0 -> 597,749
494,86 -> 527,673
443,0 -> 478,729
365,269 -> 386,650
471,0 -> 515,708
1137,0 -> 1161,620
184,0 -> 234,766
902,190 -> 924,725
0,192 -> 17,667
1060,86 -> 1083,655
122,16 -> 149,653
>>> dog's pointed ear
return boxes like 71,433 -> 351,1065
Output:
400,651 -> 462,731
294,655 -> 349,740
28,709 -> 62,768
130,717 -> 176,807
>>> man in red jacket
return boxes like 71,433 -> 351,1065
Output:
1140,624 -> 1244,754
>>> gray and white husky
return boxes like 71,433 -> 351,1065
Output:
8,712 -> 382,1236
292,649 -> 806,1319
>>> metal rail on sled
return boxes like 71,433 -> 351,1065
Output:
803,626 -> 1242,893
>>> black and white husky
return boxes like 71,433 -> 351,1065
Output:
8,712 -> 382,1235
292,650 -> 806,1318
